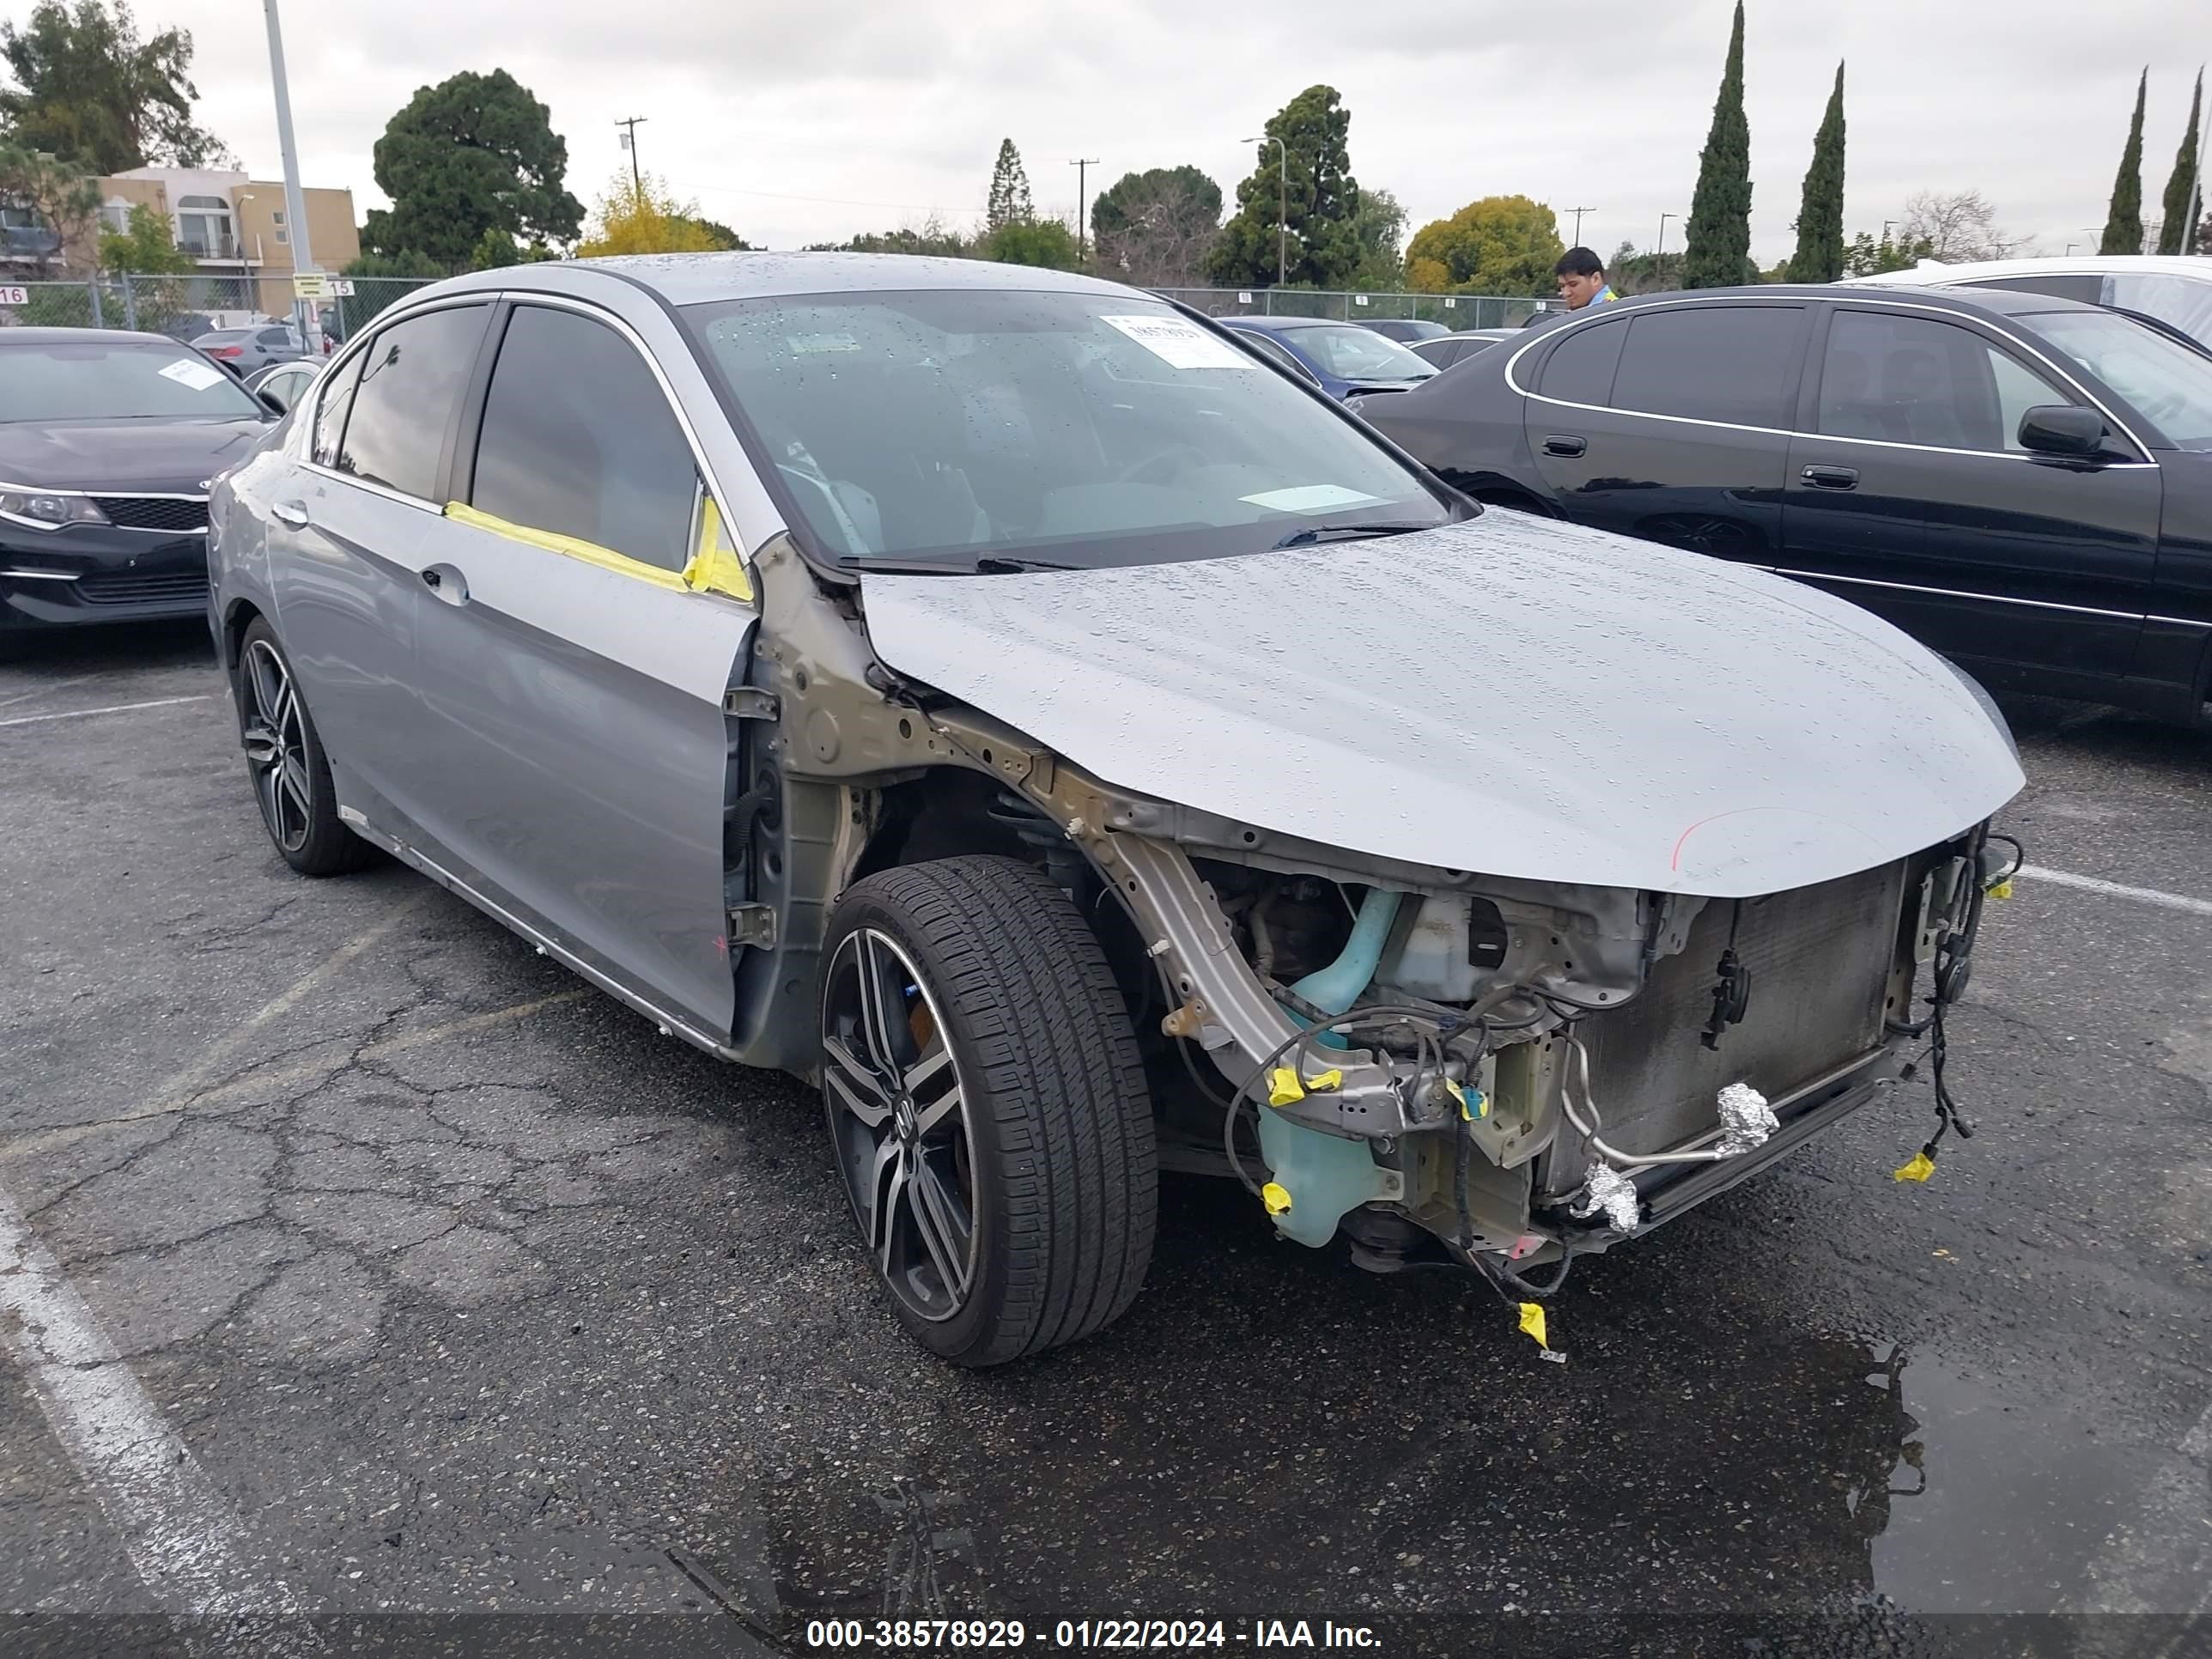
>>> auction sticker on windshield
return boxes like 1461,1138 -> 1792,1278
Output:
1240,484 -> 1382,514
157,359 -> 229,392
1100,313 -> 1254,370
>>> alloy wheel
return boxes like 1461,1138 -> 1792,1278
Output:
821,927 -> 979,1322
240,638 -> 312,854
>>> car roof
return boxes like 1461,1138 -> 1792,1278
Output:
1581,283 -> 2110,319
428,251 -> 1144,307
1214,314 -> 1376,333
1848,254 -> 2212,286
0,326 -> 190,347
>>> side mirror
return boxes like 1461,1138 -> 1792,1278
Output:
2017,404 -> 2106,459
257,390 -> 288,416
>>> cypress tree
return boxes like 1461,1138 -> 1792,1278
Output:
1785,62 -> 1846,283
2157,70 -> 2202,255
986,140 -> 1033,232
2100,70 -> 2147,255
1682,0 -> 1753,289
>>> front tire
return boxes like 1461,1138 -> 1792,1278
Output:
819,856 -> 1157,1366
234,617 -> 373,877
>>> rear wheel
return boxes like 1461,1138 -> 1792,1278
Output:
820,855 -> 1157,1366
235,617 -> 373,877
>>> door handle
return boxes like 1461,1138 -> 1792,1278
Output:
1800,465 -> 1859,490
1541,434 -> 1588,458
271,500 -> 311,528
420,563 -> 468,604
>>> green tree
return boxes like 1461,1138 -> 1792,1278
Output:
1346,185 -> 1407,291
363,69 -> 583,269
1209,85 -> 1363,289
2100,69 -> 2147,254
1607,240 -> 1686,295
1405,195 -> 1563,297
985,139 -> 1032,231
2158,70 -> 2202,256
682,215 -> 751,252
1091,164 -> 1220,286
0,142 -> 96,272
1682,0 -> 1753,289
808,217 -> 978,257
96,198 -> 187,272
1841,228 -> 1930,276
466,225 -> 558,269
0,0 -> 224,172
1785,63 -> 1846,283
984,217 -> 1080,269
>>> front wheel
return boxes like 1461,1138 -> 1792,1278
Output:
234,617 -> 374,877
819,856 -> 1157,1366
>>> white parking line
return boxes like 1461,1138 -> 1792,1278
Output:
0,694 -> 213,730
0,1182 -> 303,1617
2020,864 -> 2212,921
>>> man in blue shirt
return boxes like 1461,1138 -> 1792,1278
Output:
1553,246 -> 1618,310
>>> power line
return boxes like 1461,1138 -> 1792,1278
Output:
670,179 -> 986,216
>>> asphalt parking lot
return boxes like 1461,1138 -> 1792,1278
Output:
3,622 -> 2208,1657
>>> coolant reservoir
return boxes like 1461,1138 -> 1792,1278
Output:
1374,896 -> 1481,1003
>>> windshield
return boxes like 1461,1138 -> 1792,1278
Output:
684,289 -> 1451,568
0,340 -> 262,422
2029,309 -> 2212,451
1278,325 -> 1436,382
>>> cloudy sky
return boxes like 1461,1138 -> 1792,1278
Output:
13,0 -> 2203,265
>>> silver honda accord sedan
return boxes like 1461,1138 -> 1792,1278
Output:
209,254 -> 2023,1365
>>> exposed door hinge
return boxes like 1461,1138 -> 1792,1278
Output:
723,687 -> 780,720
727,904 -> 779,950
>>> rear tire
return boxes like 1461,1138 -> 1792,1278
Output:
819,855 -> 1157,1366
234,617 -> 374,877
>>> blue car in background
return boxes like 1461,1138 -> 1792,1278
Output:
1214,314 -> 1438,402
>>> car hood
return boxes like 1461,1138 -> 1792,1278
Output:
859,514 -> 2024,898
0,417 -> 270,494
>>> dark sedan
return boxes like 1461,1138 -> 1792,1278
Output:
1361,285 -> 2212,726
1214,314 -> 1437,401
1359,317 -> 1451,344
1,329 -> 279,641
1409,327 -> 1518,370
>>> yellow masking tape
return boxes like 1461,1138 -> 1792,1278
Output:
1267,1068 -> 1305,1108
1893,1151 -> 1936,1182
683,495 -> 755,603
1303,1067 -> 1342,1092
1261,1182 -> 1292,1216
1517,1303 -> 1550,1350
444,501 -> 690,592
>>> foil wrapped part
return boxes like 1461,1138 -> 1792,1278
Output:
1570,1161 -> 1641,1231
1716,1081 -> 1778,1156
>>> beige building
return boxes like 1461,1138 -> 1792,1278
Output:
73,167 -> 361,316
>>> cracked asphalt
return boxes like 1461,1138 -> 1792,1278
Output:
2,621 -> 2208,1657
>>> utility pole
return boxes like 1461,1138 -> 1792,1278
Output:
260,0 -> 317,343
1567,206 -> 1594,245
1069,157 -> 1098,264
1243,135 -> 1289,286
616,117 -> 647,193
1656,211 -> 1677,258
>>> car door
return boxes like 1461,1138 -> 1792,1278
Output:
266,300 -> 495,838
1522,301 -> 1807,564
402,297 -> 757,1043
1782,303 -> 2161,680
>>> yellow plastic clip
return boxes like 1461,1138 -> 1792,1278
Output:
1261,1182 -> 1292,1216
1267,1068 -> 1305,1108
1517,1303 -> 1550,1350
1893,1150 -> 1936,1183
1304,1067 -> 1343,1092
1986,878 -> 2014,901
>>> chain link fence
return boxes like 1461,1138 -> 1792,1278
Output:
1154,287 -> 1563,330
0,273 -> 440,346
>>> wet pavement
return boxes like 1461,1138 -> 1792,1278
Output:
2,623 -> 2207,1656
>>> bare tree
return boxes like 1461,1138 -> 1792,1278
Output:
1898,189 -> 2032,262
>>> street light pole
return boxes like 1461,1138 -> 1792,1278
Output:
260,0 -> 318,341
1069,157 -> 1098,264
1656,211 -> 1677,258
1567,206 -> 1594,245
1243,135 -> 1288,286
616,117 -> 647,193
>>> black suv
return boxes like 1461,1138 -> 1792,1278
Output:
1359,285 -> 2212,726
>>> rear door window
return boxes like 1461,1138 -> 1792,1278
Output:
333,305 -> 491,501
1536,319 -> 1626,404
1608,306 -> 1804,426
311,349 -> 365,465
468,305 -> 699,572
